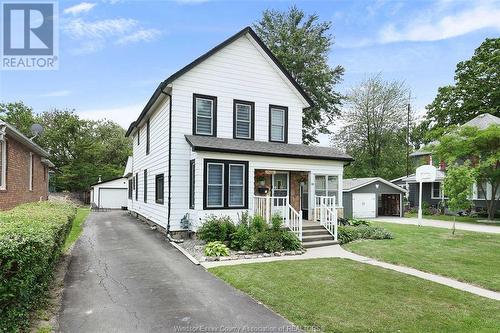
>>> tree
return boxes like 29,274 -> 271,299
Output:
254,6 -> 344,144
332,74 -> 411,180
433,124 -> 500,220
0,102 -> 36,137
420,38 -> 500,142
443,164 -> 475,234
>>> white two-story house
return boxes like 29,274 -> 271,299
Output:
124,27 -> 353,246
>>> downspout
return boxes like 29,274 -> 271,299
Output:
159,88 -> 173,235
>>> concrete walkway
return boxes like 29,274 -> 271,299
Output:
370,216 -> 500,234
203,245 -> 500,301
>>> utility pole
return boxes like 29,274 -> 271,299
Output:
406,92 -> 411,176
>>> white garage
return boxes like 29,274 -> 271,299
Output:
90,177 -> 128,209
352,193 -> 376,218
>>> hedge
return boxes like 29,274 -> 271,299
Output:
0,202 -> 76,332
338,225 -> 393,245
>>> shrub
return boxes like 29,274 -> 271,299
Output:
280,231 -> 302,251
349,219 -> 370,227
204,241 -> 230,257
251,215 -> 267,232
0,202 -> 76,332
270,214 -> 283,231
249,231 -> 283,253
197,215 -> 236,243
230,223 -> 252,251
338,225 -> 393,245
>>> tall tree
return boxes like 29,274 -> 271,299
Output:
419,38 -> 500,142
333,74 -> 411,180
0,102 -> 36,137
254,6 -> 344,144
433,124 -> 500,220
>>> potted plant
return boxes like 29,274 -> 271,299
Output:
256,174 -> 266,186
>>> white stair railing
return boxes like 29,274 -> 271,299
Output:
319,202 -> 338,241
287,204 -> 303,241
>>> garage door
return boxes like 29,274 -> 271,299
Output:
99,188 -> 128,209
352,193 -> 376,218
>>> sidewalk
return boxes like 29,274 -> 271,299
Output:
203,245 -> 500,301
370,216 -> 500,234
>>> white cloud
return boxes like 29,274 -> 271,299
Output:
40,90 -> 72,97
379,3 -> 500,43
116,29 -> 162,45
78,103 -> 143,129
63,2 -> 96,15
63,18 -> 161,53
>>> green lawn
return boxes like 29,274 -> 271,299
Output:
344,222 -> 500,291
405,212 -> 500,224
210,259 -> 500,333
63,207 -> 90,251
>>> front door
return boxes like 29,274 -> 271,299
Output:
272,172 -> 289,218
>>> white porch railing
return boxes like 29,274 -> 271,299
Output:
319,202 -> 338,241
253,196 -> 302,240
314,195 -> 335,221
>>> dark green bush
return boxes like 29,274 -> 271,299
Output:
338,225 -> 393,245
197,215 -> 236,243
0,202 -> 76,332
250,215 -> 267,233
230,222 -> 251,251
280,231 -> 302,250
270,214 -> 283,231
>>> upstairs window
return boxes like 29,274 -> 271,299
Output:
269,105 -> 288,143
233,100 -> 254,140
29,153 -> 34,191
193,94 -> 217,136
137,128 -> 140,146
146,119 -> 150,155
0,140 -> 6,190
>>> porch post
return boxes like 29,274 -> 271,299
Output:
309,171 -> 314,221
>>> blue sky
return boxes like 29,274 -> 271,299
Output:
1,0 -> 499,145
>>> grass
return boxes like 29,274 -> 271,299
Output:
405,212 -> 500,224
210,259 -> 500,333
344,222 -> 500,291
63,207 -> 90,252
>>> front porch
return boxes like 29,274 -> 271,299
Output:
251,169 -> 341,246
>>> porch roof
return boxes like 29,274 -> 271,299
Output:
185,135 -> 354,162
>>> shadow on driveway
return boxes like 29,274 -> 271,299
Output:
59,211 -> 295,333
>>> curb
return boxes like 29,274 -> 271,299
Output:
169,240 -> 200,266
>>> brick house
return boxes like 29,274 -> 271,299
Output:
0,121 -> 54,210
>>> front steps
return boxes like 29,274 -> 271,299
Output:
302,223 -> 338,248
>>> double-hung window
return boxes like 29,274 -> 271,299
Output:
128,179 -> 133,199
193,94 -> 217,136
315,175 -> 339,204
269,105 -> 288,143
204,159 -> 248,209
432,182 -> 441,199
0,139 -> 6,190
155,174 -> 164,204
189,160 -> 195,209
233,100 -> 254,140
146,119 -> 150,155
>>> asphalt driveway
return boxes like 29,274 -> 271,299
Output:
58,211 -> 295,333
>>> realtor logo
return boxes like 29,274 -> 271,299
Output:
1,1 -> 58,70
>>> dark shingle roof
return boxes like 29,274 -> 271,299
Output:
185,135 -> 354,162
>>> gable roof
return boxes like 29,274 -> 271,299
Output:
126,26 -> 314,137
90,176 -> 127,187
343,177 -> 407,193
463,113 -> 500,129
185,135 -> 354,162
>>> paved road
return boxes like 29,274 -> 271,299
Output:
370,216 -> 500,234
59,211 -> 295,333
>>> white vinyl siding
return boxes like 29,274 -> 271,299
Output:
235,103 -> 251,139
206,163 -> 224,207
270,107 -> 285,142
229,164 -> 244,207
195,97 -> 214,135
0,139 -> 6,190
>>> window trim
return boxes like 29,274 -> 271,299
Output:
233,100 -> 255,140
144,169 -> 148,203
189,159 -> 195,209
146,119 -> 150,155
193,93 -> 217,137
228,163 -> 246,207
203,159 -> 248,210
137,128 -> 140,146
268,105 -> 288,143
431,181 -> 447,199
128,178 -> 133,199
155,174 -> 164,204
0,139 -> 6,190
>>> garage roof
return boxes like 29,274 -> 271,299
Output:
343,177 -> 407,193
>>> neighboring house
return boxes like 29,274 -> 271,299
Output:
392,113 -> 500,212
0,121 -> 54,210
90,177 -> 128,209
343,178 -> 406,219
124,27 -> 353,245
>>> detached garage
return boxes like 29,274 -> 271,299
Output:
343,177 -> 406,219
90,177 -> 128,209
